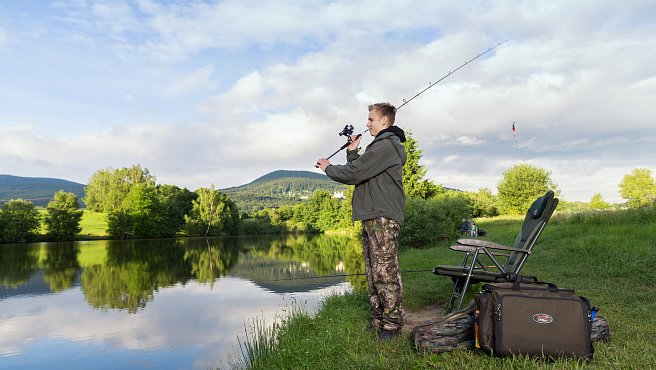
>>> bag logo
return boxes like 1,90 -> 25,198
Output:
532,313 -> 553,324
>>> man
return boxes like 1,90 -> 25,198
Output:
316,102 -> 407,339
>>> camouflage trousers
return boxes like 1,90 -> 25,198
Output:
362,217 -> 404,332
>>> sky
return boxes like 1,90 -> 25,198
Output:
1,0 -> 654,204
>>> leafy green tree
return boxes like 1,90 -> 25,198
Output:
0,199 -> 41,242
44,191 -> 83,241
155,184 -> 197,237
619,168 -> 656,208
497,164 -> 558,215
83,164 -> 156,213
335,186 -> 358,230
589,193 -> 611,210
305,190 -> 340,232
107,184 -> 162,239
403,131 -> 443,199
464,188 -> 499,217
185,186 -> 238,236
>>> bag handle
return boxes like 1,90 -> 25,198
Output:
511,281 -> 559,292
503,273 -> 559,291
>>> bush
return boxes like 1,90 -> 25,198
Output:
44,191 -> 83,241
0,199 -> 41,243
399,195 -> 471,248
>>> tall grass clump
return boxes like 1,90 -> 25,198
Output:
226,300 -> 308,370
554,203 -> 656,227
228,316 -> 282,369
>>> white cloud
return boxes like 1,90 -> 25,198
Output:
165,65 -> 218,96
456,136 -> 486,146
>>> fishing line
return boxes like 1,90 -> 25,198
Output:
396,40 -> 508,110
251,268 -> 434,282
323,40 -> 509,160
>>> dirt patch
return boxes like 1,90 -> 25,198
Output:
402,304 -> 445,335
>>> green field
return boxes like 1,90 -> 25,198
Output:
232,206 -> 656,369
78,210 -> 108,236
37,209 -> 108,238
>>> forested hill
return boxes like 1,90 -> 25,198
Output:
221,170 -> 347,213
0,175 -> 85,207
0,170 -> 343,213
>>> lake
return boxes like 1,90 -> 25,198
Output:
0,234 -> 364,369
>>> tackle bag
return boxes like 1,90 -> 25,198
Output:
411,302 -> 476,354
475,280 -> 594,359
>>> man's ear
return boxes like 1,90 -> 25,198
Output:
381,116 -> 391,127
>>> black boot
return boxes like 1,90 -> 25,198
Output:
377,328 -> 400,341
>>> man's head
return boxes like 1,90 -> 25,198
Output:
367,102 -> 397,136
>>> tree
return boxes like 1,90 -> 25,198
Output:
619,168 -> 656,208
464,188 -> 500,217
0,199 -> 41,243
184,186 -> 238,237
107,184 -> 162,239
83,164 -> 156,213
306,190 -> 340,232
589,193 -> 610,210
155,184 -> 197,237
403,131 -> 443,199
44,191 -> 83,241
497,164 -> 558,215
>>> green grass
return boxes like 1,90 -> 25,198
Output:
37,209 -> 108,238
230,206 -> 656,369
79,210 -> 108,236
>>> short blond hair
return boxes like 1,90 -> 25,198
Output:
368,102 -> 396,125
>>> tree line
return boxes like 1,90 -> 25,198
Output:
2,133 -> 655,244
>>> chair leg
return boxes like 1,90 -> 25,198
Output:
445,250 -> 480,314
445,277 -> 463,314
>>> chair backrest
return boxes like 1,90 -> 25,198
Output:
503,190 -> 558,272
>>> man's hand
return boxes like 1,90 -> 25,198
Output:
347,134 -> 362,151
315,158 -> 331,172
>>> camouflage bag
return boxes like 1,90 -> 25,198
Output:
411,302 -> 476,354
590,312 -> 611,342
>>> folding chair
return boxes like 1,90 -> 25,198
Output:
433,190 -> 558,313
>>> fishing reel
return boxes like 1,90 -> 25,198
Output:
338,124 -> 354,139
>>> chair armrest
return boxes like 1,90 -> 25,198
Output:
452,240 -> 530,254
457,238 -> 509,249
449,244 -> 478,253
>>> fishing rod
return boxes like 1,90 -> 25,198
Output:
253,268 -> 434,283
323,40 -> 508,160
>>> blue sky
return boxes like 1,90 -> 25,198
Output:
1,0 -> 654,203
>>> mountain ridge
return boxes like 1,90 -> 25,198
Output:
0,170 -> 343,212
0,174 -> 86,206
220,170 -> 346,213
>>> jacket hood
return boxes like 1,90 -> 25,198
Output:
376,126 -> 406,143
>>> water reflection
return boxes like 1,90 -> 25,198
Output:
43,243 -> 80,292
0,234 -> 361,369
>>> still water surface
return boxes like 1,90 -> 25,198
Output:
0,235 -> 363,369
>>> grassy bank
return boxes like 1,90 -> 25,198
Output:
78,210 -> 108,236
36,209 -> 108,238
229,206 -> 656,369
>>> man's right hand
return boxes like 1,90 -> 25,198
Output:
347,134 -> 362,151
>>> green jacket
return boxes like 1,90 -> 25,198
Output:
326,131 -> 407,224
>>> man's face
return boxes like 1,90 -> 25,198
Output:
366,110 -> 388,137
